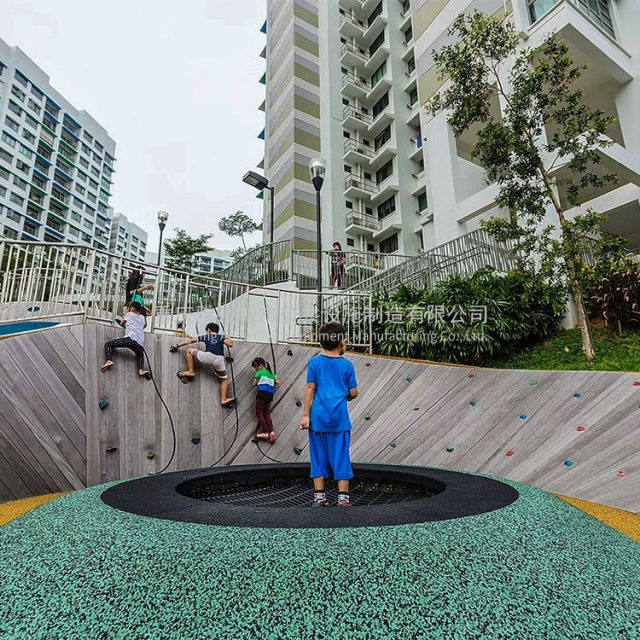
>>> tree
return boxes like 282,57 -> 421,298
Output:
218,211 -> 259,253
163,228 -> 213,273
428,11 -> 619,360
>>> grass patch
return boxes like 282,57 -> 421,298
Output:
488,327 -> 640,372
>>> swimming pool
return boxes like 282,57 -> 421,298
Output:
0,321 -> 61,337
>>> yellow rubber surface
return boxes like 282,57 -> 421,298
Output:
0,493 -> 69,527
557,494 -> 640,543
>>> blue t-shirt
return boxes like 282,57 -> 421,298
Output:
198,334 -> 225,356
306,354 -> 358,433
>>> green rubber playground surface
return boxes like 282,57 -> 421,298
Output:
1,475 -> 639,639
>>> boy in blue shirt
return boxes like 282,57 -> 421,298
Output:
299,322 -> 358,507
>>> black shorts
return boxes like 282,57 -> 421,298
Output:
256,390 -> 274,402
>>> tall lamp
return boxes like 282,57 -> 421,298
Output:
243,170 -> 275,276
157,211 -> 169,267
309,156 -> 327,322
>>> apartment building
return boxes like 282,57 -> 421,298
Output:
260,0 -> 640,258
147,249 -> 233,274
260,0 -> 425,256
109,211 -> 148,263
0,38 -> 116,250
414,0 -> 640,251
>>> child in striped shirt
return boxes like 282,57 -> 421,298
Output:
252,357 -> 280,444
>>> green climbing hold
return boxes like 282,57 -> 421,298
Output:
364,415 -> 371,420
295,400 -> 302,407
530,380 -> 538,385
446,447 -> 454,452
99,400 -> 109,410
191,437 -> 201,445
389,442 -> 397,448
293,447 -> 303,455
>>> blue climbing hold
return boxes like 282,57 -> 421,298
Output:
99,400 -> 108,410
520,414 -> 527,420
27,306 -> 40,313
406,377 -> 412,382
470,401 -> 477,407
295,400 -> 302,407
293,447 -> 303,456
191,437 -> 201,445
574,393 -> 582,398
563,460 -> 574,467
390,442 -> 397,448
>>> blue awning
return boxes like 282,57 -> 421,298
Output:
260,20 -> 267,34
258,129 -> 265,140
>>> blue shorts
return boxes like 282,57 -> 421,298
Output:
309,431 -> 353,481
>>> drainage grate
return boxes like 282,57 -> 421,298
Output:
179,474 -> 437,508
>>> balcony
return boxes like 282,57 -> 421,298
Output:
370,138 -> 397,169
409,135 -> 424,162
37,145 -> 52,161
338,0 -> 364,11
346,210 -> 381,233
342,71 -> 370,99
368,107 -> 394,136
28,191 -> 45,206
371,176 -> 399,205
364,41 -> 389,72
340,41 -> 369,69
40,130 -> 55,147
344,174 -> 377,199
406,100 -> 420,127
343,138 -> 375,164
342,105 -> 372,131
399,3 -> 412,30
362,13 -> 388,45
339,12 -> 367,39
51,189 -> 70,207
366,72 -> 393,104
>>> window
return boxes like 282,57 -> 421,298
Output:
367,1 -> 382,26
15,71 -> 29,88
97,203 -> 107,214
2,132 -> 16,148
0,148 -> 14,164
11,85 -> 26,102
376,159 -> 393,184
408,87 -> 418,106
8,101 -> 22,117
91,166 -> 100,178
101,177 -> 110,189
5,118 -> 20,133
34,161 -> 49,175
79,157 -> 89,169
19,145 -> 33,159
379,233 -> 398,254
6,208 -> 21,223
404,26 -> 413,45
346,238 -> 355,247
57,160 -> 72,174
370,61 -> 387,87
369,30 -> 385,56
344,165 -> 352,173
93,152 -> 102,163
42,117 -> 56,132
377,195 -> 396,219
77,172 -> 87,183
9,192 -> 24,206
24,114 -> 39,130
99,190 -> 109,203
374,126 -> 391,151
75,184 -> 86,195
372,92 -> 389,119
83,219 -> 93,230
367,243 -> 375,252
94,140 -> 104,152
16,160 -> 30,175
22,129 -> 36,145
44,101 -> 59,118
83,131 -> 93,143
4,227 -> 19,239
73,197 -> 84,208
89,178 -> 98,190
417,191 -> 428,212
343,130 -> 351,139
30,85 -> 43,100
345,200 -> 353,209
71,212 -> 82,222
27,99 -> 41,115
342,98 -> 350,106
23,221 -> 37,236
12,175 -> 27,190
82,143 -> 91,156
407,57 -> 416,75
0,185 -> 5,198
68,226 -> 79,237
87,192 -> 97,203
0,166 -> 9,181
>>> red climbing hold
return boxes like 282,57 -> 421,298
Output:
617,471 -> 628,477
506,450 -> 514,457
413,407 -> 419,411
468,374 -> 475,379
634,382 -> 640,387
365,362 -> 371,367
576,426 -> 586,432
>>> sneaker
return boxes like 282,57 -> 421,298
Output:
269,431 -> 277,444
337,498 -> 352,507
312,498 -> 329,507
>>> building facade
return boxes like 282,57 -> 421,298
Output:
147,249 -> 233,274
415,0 -> 640,251
109,211 -> 148,263
259,0 -> 640,256
0,39 -> 116,250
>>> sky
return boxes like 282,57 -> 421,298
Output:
1,0 -> 267,253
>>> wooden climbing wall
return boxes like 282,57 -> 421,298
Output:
1,324 -> 639,512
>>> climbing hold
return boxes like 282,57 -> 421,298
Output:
99,400 -> 109,410
191,437 -> 201,445
520,414 -> 527,420
576,426 -> 586,432
506,450 -> 514,457
406,377 -> 412,382
27,306 -> 40,312
287,349 -> 293,356
468,374 -> 475,379
295,400 -> 302,407
574,393 -> 582,398
634,382 -> 640,387
364,415 -> 371,420
446,447 -> 455,452
470,401 -> 477,407
413,407 -> 419,411
389,442 -> 397,448
365,362 -> 371,367
146,450 -> 155,459
617,470 -> 627,477
563,460 -> 573,467
106,444 -> 117,452
293,447 -> 303,456
529,380 -> 538,386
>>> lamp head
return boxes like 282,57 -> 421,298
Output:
309,156 -> 327,192
157,211 -> 169,230
242,170 -> 270,191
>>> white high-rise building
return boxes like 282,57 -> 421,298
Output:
109,211 -> 148,263
259,0 -> 640,257
0,38 -> 116,250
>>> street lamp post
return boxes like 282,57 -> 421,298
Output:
157,211 -> 169,267
309,156 -> 327,324
242,170 -> 275,273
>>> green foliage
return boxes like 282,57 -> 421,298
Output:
488,327 -> 640,372
163,228 -> 213,273
218,211 -> 259,252
359,269 -> 565,365
428,10 -> 621,360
